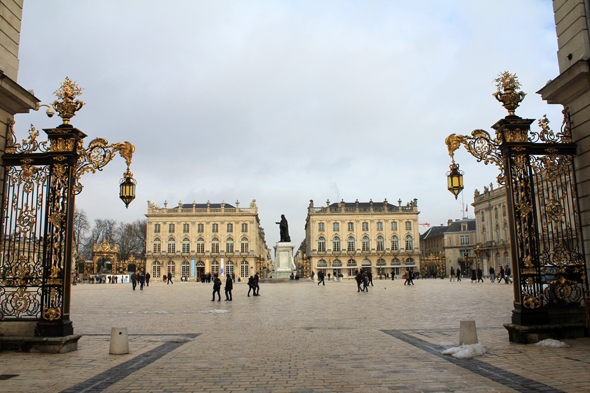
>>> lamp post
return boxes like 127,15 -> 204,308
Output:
444,72 -> 588,343
446,160 -> 464,199
0,78 -> 136,347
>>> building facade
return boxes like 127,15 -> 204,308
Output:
420,218 -> 476,277
472,184 -> 511,276
145,200 -> 271,281
305,199 -> 420,279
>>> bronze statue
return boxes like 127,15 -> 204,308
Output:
276,214 -> 291,242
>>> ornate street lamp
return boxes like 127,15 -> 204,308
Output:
446,160 -> 464,199
120,169 -> 136,208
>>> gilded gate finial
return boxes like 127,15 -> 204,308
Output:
51,77 -> 85,125
493,71 -> 526,116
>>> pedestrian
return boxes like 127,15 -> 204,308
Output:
145,272 -> 151,286
362,271 -> 369,292
168,272 -> 174,284
456,267 -> 462,281
367,271 -> 374,286
138,272 -> 145,290
212,273 -> 221,301
131,272 -> 137,291
311,271 -> 315,281
355,270 -> 362,292
450,267 -> 455,282
317,270 -> 325,286
471,268 -> 476,283
254,273 -> 260,296
231,272 -> 236,283
477,266 -> 484,283
505,265 -> 512,284
403,270 -> 409,286
408,271 -> 415,285
247,275 -> 255,296
498,266 -> 505,283
225,273 -> 233,301
489,266 -> 495,282
391,270 -> 395,280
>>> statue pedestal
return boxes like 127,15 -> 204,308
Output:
274,242 -> 295,278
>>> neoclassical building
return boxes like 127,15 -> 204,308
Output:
145,200 -> 271,281
472,184 -> 511,275
304,199 -> 420,278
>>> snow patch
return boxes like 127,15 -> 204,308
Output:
442,343 -> 487,359
535,339 -> 569,348
200,309 -> 229,314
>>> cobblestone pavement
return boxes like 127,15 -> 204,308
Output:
1,278 -> 589,392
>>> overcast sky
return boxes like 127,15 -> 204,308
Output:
15,0 -> 562,253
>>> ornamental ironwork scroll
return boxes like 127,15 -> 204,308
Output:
0,78 -> 135,334
446,72 -> 587,319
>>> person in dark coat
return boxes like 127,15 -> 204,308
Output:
167,272 -> 173,284
131,272 -> 137,290
145,272 -> 151,286
254,273 -> 260,296
489,266 -> 495,282
317,270 -> 325,286
471,268 -> 477,283
456,267 -> 462,281
212,274 -> 221,301
225,274 -> 233,301
362,271 -> 369,292
355,270 -> 362,292
138,272 -> 145,290
367,271 -> 374,286
247,276 -> 255,296
498,266 -> 505,283
477,266 -> 484,283
450,267 -> 455,282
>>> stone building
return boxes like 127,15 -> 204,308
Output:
304,198 -> 420,279
538,0 -> 590,279
145,200 -> 271,281
420,218 -> 476,277
472,184 -> 511,275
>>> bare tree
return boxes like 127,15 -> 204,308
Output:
132,219 -> 146,257
73,208 -> 90,256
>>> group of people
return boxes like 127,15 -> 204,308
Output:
131,271 -> 150,290
211,272 -> 260,301
447,265 -> 512,284
355,270 -> 374,292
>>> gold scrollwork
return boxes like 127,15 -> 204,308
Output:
43,307 -> 61,321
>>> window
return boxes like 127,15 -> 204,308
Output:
167,260 -> 175,276
211,237 -> 219,253
505,252 -> 510,266
503,222 -> 508,240
502,205 -> 507,217
226,237 -> 234,253
196,238 -> 204,253
347,259 -> 357,266
152,261 -> 161,278
391,236 -> 399,251
241,237 -> 249,253
362,222 -> 369,231
406,258 -> 415,265
449,237 -> 452,245
461,224 -> 467,232
211,260 -> 219,274
348,222 -> 354,231
460,235 -> 470,245
362,259 -> 371,267
333,222 -> 340,232
376,236 -> 384,252
318,223 -> 325,232
318,237 -> 326,252
347,236 -> 355,251
495,224 -> 500,241
392,258 -> 400,265
227,260 -> 234,276
183,223 -> 189,233
481,212 -> 485,222
405,221 -> 412,231
333,259 -> 342,267
333,237 -> 341,252
227,223 -> 233,233
495,207 -> 498,219
377,258 -> 386,266
391,221 -> 397,231
405,235 -> 413,250
182,260 -> 190,277
242,223 -> 248,232
376,222 -> 383,231
318,259 -> 328,267
482,226 -> 487,242
167,238 -> 176,253
154,224 -> 160,233
212,223 -> 218,233
169,224 -> 175,233
362,236 -> 370,251
240,260 -> 249,277
153,238 -> 161,253
182,237 -> 190,253
197,223 -> 204,233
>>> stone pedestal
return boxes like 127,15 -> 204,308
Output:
274,242 -> 295,279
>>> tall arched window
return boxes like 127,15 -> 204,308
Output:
391,236 -> 399,251
211,237 -> 219,253
153,238 -> 161,253
181,260 -> 190,277
333,236 -> 341,252
503,222 -> 508,241
482,227 -> 487,242
318,236 -> 326,252
377,258 -> 386,266
333,259 -> 342,267
152,260 -> 161,278
211,260 -> 219,274
196,237 -> 204,253
226,237 -> 234,253
317,259 -> 327,267
405,235 -> 413,250
495,224 -> 500,241
376,236 -> 384,252
167,237 -> 176,253
347,236 -> 355,252
240,260 -> 249,277
362,236 -> 370,251
167,260 -> 175,275
182,237 -> 190,253
241,237 -> 249,253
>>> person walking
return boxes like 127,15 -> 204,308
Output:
254,273 -> 260,296
138,272 -> 145,290
498,266 -> 505,283
131,272 -> 137,291
470,268 -> 477,283
403,270 -> 409,286
489,266 -> 495,282
408,270 -> 415,285
450,267 -> 455,282
505,265 -> 512,284
355,270 -> 362,292
391,270 -> 395,281
225,274 -> 233,301
317,270 -> 325,286
362,271 -> 369,292
247,276 -> 255,296
477,266 -> 484,283
367,271 -> 374,287
212,273 -> 221,301
456,267 -> 462,281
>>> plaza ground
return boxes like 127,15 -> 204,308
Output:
0,278 -> 589,392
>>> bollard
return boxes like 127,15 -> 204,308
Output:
459,320 -> 478,345
109,327 -> 129,354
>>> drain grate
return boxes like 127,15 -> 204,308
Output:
0,375 -> 18,380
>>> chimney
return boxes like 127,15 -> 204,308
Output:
448,219 -> 453,226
